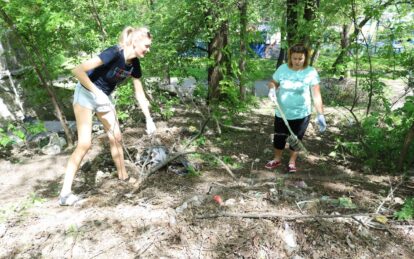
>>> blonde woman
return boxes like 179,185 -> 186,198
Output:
59,27 -> 155,206
266,43 -> 326,173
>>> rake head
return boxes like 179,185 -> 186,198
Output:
287,134 -> 307,152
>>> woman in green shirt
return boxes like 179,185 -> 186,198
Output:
265,44 -> 326,173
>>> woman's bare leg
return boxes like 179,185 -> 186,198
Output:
60,104 -> 93,196
96,109 -> 128,180
289,150 -> 298,165
273,148 -> 283,162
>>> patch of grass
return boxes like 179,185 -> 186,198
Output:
221,155 -> 243,170
394,197 -> 414,220
0,192 -> 46,223
65,224 -> 85,238
185,164 -> 201,177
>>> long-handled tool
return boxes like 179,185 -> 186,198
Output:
272,99 -> 308,153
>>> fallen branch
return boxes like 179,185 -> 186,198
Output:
219,123 -> 253,132
90,241 -> 125,259
211,154 -> 237,180
197,211 -> 379,220
375,177 -> 404,214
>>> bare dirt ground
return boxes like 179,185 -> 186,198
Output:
1,98 -> 414,258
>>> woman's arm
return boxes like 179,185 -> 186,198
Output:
267,79 -> 279,89
133,78 -> 156,134
71,57 -> 104,95
132,78 -> 151,119
311,84 -> 324,114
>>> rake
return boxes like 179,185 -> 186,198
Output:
271,99 -> 308,153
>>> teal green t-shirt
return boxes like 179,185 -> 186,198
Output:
272,64 -> 320,120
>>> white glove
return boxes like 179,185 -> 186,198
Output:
268,88 -> 277,103
316,114 -> 327,133
93,89 -> 111,112
146,117 -> 156,135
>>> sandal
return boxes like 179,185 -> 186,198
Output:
265,160 -> 281,170
120,176 -> 137,184
59,193 -> 81,206
287,164 -> 297,173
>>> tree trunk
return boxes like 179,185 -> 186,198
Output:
207,21 -> 229,103
331,18 -> 368,73
398,121 -> 414,171
341,23 -> 352,77
286,0 -> 299,46
0,9 -> 74,146
89,0 -> 107,42
276,47 -> 286,69
310,41 -> 320,66
238,0 -> 248,100
303,0 -> 319,45
331,0 -> 395,73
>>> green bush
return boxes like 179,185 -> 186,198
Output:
394,198 -> 414,220
338,97 -> 414,171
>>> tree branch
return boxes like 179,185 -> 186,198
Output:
197,211 -> 379,220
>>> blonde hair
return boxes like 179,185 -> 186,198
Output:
118,26 -> 152,49
287,44 -> 310,69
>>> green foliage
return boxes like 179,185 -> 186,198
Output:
218,79 -> 247,114
25,121 -> 46,135
193,83 -> 208,99
246,59 -> 275,82
0,123 -> 25,149
394,197 -> 414,220
221,155 -> 242,169
338,197 -> 357,209
114,82 -> 135,122
0,192 -> 46,223
185,164 -> 201,177
335,96 -> 414,171
195,136 -> 206,147
65,224 -> 86,238
151,91 -> 180,121
1,0 -> 412,178
0,128 -> 13,148
0,120 -> 47,152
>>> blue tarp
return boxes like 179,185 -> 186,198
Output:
250,43 -> 266,58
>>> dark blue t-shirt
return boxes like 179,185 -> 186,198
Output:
87,45 -> 142,95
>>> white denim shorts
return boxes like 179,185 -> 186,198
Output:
73,83 -> 114,112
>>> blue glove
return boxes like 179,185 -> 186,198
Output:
317,114 -> 327,133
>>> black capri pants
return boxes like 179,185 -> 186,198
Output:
273,115 -> 311,150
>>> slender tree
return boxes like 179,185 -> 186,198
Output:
238,0 -> 248,100
0,8 -> 74,146
331,0 -> 396,73
399,121 -> 414,171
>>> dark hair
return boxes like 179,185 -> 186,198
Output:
287,44 -> 310,69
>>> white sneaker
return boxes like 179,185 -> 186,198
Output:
59,193 -> 81,206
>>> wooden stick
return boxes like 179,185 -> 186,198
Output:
375,177 -> 403,214
212,154 -> 237,180
197,211 -> 379,220
219,123 -> 253,132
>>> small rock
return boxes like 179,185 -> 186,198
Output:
41,144 -> 61,155
224,198 -> 236,206
0,224 -> 7,238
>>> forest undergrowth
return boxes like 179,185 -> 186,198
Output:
0,98 -> 413,258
